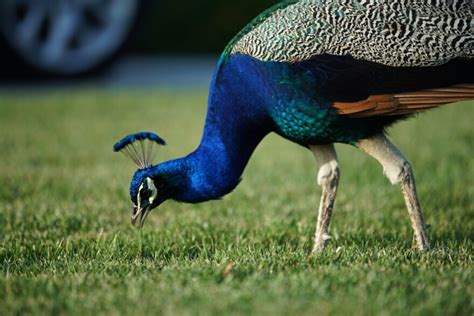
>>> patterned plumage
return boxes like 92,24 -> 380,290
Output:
230,0 -> 473,66
116,0 -> 473,251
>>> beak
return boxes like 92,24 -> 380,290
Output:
131,204 -> 151,228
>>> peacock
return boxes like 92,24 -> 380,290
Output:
114,0 -> 474,253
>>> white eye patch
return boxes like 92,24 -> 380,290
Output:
136,178 -> 158,208
137,183 -> 144,208
146,177 -> 158,205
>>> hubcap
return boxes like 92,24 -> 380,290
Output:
0,0 -> 139,75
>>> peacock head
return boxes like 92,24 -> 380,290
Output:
114,132 -> 173,227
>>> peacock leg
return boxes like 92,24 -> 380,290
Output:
310,144 -> 340,253
357,134 -> 430,251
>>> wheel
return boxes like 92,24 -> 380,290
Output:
0,0 -> 143,77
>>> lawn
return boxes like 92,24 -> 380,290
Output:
0,89 -> 472,315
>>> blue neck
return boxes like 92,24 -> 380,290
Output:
160,55 -> 273,203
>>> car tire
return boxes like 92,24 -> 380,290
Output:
0,0 -> 147,78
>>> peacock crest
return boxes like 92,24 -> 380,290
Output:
113,132 -> 166,169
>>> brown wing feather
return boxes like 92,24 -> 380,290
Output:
333,84 -> 474,117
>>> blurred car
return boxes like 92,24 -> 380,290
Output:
0,0 -> 146,77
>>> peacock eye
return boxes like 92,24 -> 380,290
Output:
141,189 -> 151,199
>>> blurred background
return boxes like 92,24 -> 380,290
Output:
0,0 -> 277,84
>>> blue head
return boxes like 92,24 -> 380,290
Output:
114,132 -> 183,227
127,162 -> 190,227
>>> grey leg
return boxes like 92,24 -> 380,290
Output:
357,134 -> 430,251
309,144 -> 340,253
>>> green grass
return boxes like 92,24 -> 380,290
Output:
0,89 -> 472,315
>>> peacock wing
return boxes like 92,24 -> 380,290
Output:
229,0 -> 473,68
333,84 -> 474,117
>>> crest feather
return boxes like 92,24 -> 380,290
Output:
113,132 -> 166,168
